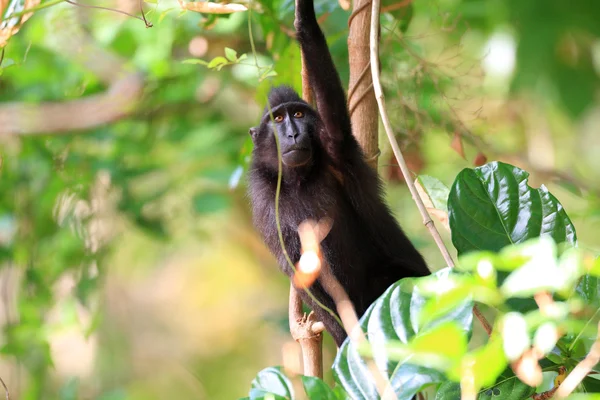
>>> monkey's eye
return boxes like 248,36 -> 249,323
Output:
274,115 -> 284,123
293,111 -> 304,118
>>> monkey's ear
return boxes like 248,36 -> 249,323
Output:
249,127 -> 258,141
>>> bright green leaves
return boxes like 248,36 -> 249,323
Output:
242,367 -> 351,400
183,46 -> 278,82
333,270 -> 473,399
241,159 -> 599,399
448,161 -> 576,256
247,367 -> 294,400
183,47 -> 249,71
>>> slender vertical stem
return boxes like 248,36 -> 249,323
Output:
368,0 -> 492,335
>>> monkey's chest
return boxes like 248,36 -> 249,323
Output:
274,192 -> 372,271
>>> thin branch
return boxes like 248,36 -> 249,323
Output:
369,0 -> 492,335
65,0 -> 153,27
0,375 -> 9,400
0,73 -> 143,135
369,0 -> 452,269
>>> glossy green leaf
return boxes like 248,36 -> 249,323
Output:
448,161 -> 577,256
435,382 -> 461,400
301,376 -> 340,400
478,371 -> 534,400
582,376 -> 600,393
435,376 -> 534,400
249,367 -> 294,400
333,269 -> 473,399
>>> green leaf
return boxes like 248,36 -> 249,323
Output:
260,68 -> 278,81
333,269 -> 473,399
301,376 -> 338,400
448,161 -> 577,256
435,382 -> 461,400
478,371 -> 535,400
590,257 -> 600,277
416,175 -> 449,212
225,47 -> 238,62
249,367 -> 294,400
207,56 -> 229,69
582,376 -> 600,393
409,322 -> 468,363
435,369 -> 534,399
449,336 -> 508,390
332,385 -> 352,400
182,58 -> 209,65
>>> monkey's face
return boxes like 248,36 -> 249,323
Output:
250,102 -> 320,170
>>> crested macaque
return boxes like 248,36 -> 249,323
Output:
248,0 -> 430,346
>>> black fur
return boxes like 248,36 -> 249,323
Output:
248,0 -> 430,346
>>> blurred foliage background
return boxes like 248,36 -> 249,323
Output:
0,0 -> 600,398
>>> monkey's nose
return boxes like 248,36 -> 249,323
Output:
288,130 -> 300,139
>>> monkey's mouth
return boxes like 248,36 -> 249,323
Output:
282,148 -> 311,167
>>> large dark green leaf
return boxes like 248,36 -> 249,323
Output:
581,376 -> 600,393
333,269 -> 473,400
435,382 -> 461,399
478,371 -> 535,400
448,162 -> 576,256
248,367 -> 294,400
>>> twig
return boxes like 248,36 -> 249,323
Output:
554,321 -> 600,398
368,0 -> 492,336
0,375 -> 9,400
65,0 -> 153,27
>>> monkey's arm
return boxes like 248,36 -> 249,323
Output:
294,0 -> 352,162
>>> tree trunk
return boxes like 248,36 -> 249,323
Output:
348,0 -> 380,169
